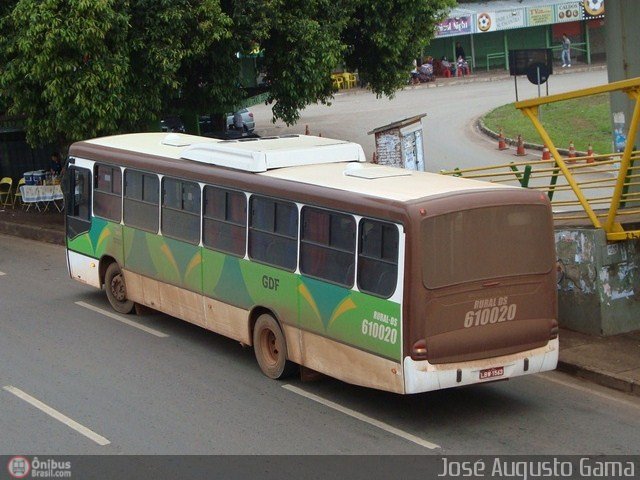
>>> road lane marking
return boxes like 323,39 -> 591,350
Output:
539,372 -> 640,410
75,301 -> 169,338
282,384 -> 440,450
0,271 -> 6,276
3,386 -> 111,446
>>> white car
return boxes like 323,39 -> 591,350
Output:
225,108 -> 255,132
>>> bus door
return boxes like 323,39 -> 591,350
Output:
66,166 -> 92,241
65,165 -> 100,287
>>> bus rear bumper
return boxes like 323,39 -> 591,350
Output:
403,338 -> 558,394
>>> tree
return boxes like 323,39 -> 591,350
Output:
0,0 -> 454,149
0,0 -> 229,151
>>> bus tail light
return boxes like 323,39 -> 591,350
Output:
550,319 -> 559,339
411,339 -> 428,360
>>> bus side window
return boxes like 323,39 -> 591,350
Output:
249,196 -> 298,271
203,185 -> 247,257
93,163 -> 122,222
161,177 -> 201,245
300,207 -> 355,287
358,219 -> 399,298
67,167 -> 91,221
123,169 -> 159,233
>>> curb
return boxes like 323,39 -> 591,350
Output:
0,220 -> 64,246
477,117 -> 589,156
557,360 -> 640,397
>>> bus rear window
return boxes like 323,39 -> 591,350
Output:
422,205 -> 553,289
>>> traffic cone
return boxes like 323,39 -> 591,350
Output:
497,129 -> 507,150
567,141 -> 576,164
515,134 -> 526,156
587,143 -> 595,163
304,125 -> 310,135
541,145 -> 551,160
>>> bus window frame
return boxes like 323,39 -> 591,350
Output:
161,176 -> 201,245
123,168 -> 160,234
357,218 -> 399,299
300,205 -> 356,288
93,163 -> 123,223
202,184 -> 248,258
248,194 -> 299,272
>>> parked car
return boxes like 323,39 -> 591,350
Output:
160,116 -> 185,133
226,108 -> 255,133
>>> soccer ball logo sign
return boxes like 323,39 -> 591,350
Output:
477,13 -> 492,32
583,0 -> 604,16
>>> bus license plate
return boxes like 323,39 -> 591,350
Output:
479,366 -> 504,380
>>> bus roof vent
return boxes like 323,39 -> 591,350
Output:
161,133 -> 193,147
344,163 -> 411,179
180,135 -> 366,172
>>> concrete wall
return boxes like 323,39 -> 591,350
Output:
555,228 -> 640,335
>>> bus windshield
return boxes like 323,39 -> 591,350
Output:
421,204 -> 553,289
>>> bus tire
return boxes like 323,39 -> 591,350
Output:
253,314 -> 296,379
104,262 -> 135,314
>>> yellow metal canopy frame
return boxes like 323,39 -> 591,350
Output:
515,77 -> 640,242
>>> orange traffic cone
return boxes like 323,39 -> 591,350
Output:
497,129 -> 507,150
541,145 -> 551,160
587,143 -> 595,163
304,125 -> 310,135
567,141 -> 576,163
515,134 -> 526,156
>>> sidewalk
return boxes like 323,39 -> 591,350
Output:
1,206 -> 638,397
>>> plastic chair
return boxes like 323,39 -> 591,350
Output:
0,177 -> 13,208
342,72 -> 357,88
12,177 -> 25,208
331,74 -> 344,89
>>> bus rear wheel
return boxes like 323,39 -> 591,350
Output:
104,262 -> 135,314
253,314 -> 296,379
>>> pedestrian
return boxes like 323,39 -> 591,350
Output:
561,33 -> 571,67
455,41 -> 465,61
50,152 -> 63,176
233,110 -> 244,131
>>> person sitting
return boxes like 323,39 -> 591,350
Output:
440,56 -> 454,78
418,58 -> 434,82
409,59 -> 420,85
50,152 -> 63,176
456,56 -> 470,76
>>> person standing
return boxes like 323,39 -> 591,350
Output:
455,41 -> 465,61
561,34 -> 571,67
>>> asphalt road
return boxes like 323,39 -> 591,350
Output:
1,234 -> 639,455
252,69 -> 609,172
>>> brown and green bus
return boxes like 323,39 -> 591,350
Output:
65,132 -> 558,394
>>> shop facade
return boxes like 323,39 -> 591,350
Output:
426,0 -> 606,71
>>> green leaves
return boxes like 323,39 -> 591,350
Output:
0,0 -> 455,149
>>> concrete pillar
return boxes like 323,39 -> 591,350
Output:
555,227 -> 640,335
605,0 -> 640,151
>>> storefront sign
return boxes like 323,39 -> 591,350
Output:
436,15 -> 473,37
556,2 -> 582,22
495,9 -> 525,30
477,12 -> 496,33
527,6 -> 553,26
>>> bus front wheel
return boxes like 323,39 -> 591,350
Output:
253,314 -> 296,379
104,262 -> 135,314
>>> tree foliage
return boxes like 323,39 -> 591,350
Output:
0,0 -> 454,149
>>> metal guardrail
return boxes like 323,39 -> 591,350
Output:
516,77 -> 640,241
441,152 -> 640,224
441,78 -> 640,241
